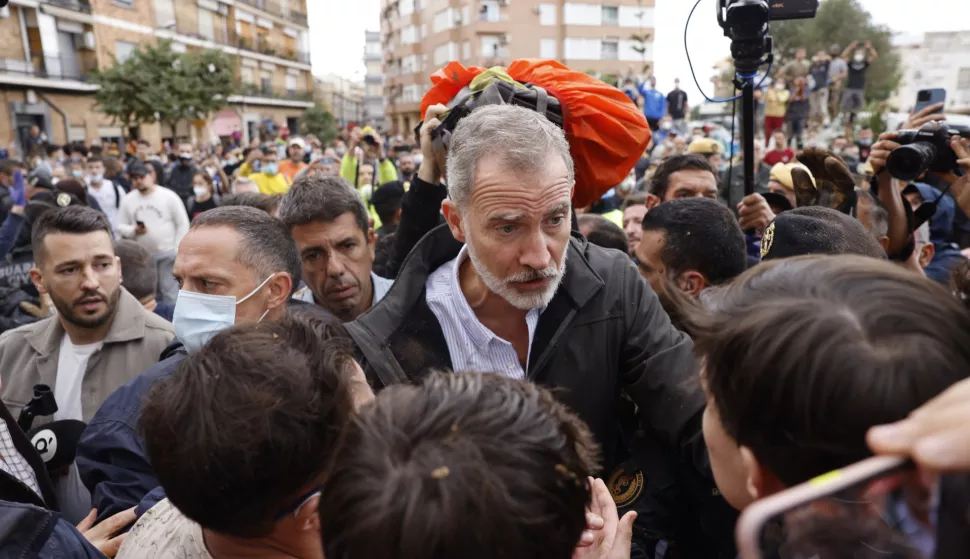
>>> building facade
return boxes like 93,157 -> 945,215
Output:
381,0 -> 655,135
363,30 -> 386,130
0,0 -> 313,154
317,73 -> 365,128
891,31 -> 970,114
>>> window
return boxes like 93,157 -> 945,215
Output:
601,6 -> 618,26
115,41 -> 137,63
401,0 -> 415,16
401,25 -> 418,45
564,3 -> 600,25
285,74 -> 298,94
155,0 -> 175,28
433,42 -> 458,66
462,41 -> 471,60
479,1 -> 500,22
241,67 -> 255,84
540,38 -> 557,59
113,0 -> 134,7
959,68 -> 970,90
260,70 -> 272,94
619,5 -> 654,28
601,41 -> 618,60
433,9 -> 454,33
538,3 -> 556,25
198,8 -> 215,40
480,35 -> 501,57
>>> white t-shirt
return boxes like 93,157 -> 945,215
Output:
117,186 -> 191,254
117,498 -> 213,559
53,335 -> 103,422
86,180 -> 120,235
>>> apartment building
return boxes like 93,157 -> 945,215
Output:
317,73 -> 365,128
0,0 -> 313,154
381,0 -> 655,135
363,30 -> 386,130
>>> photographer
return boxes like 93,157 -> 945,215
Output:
339,127 -> 398,191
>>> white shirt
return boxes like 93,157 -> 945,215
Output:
117,498 -> 213,559
117,186 -> 191,254
53,335 -> 103,422
0,419 -> 42,499
86,179 -> 120,235
425,246 -> 542,379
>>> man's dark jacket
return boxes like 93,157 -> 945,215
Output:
0,399 -> 59,509
0,500 -> 105,558
346,222 -> 706,472
76,300 -> 335,522
165,163 -> 197,202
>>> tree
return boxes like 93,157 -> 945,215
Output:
90,49 -> 163,140
770,0 -> 901,104
91,40 -> 236,141
300,105 -> 339,145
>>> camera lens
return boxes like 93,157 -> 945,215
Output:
886,142 -> 937,182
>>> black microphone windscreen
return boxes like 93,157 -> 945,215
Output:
26,420 -> 87,470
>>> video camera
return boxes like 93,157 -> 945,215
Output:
717,0 -> 818,74
886,122 -> 970,181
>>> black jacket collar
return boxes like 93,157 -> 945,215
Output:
349,224 -> 605,384
0,401 -> 58,510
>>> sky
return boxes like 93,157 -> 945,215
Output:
308,0 -> 970,103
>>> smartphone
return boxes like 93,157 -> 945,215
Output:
736,456 -> 936,559
914,88 -> 946,115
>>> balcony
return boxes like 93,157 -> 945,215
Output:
45,0 -> 93,12
236,0 -> 309,26
235,36 -> 310,64
239,83 -> 313,102
2,54 -> 95,82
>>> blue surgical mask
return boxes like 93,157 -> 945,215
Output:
262,162 -> 278,176
172,274 -> 276,353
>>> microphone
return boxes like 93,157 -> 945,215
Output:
27,420 -> 86,474
17,384 -> 58,432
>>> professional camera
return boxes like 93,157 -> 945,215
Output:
886,122 -> 970,181
362,134 -> 379,146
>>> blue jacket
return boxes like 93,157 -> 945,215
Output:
926,242 -> 966,285
637,84 -> 668,119
0,500 -> 105,558
75,343 -> 186,522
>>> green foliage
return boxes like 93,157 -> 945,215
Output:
300,105 -> 339,145
90,39 -> 236,140
628,0 -> 652,74
770,0 -> 901,104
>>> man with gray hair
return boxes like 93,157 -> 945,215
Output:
279,174 -> 393,321
347,104 -> 704,486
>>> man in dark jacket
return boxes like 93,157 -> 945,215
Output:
164,142 -> 197,205
76,206 -> 321,521
347,104 -> 704,480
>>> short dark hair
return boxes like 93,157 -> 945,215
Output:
141,314 -> 356,538
136,139 -> 151,147
319,372 -> 600,559
578,214 -> 629,253
278,174 -> 368,235
648,155 -> 716,201
32,206 -> 112,265
219,192 -> 281,215
114,240 -> 157,300
641,198 -> 746,286
190,206 -> 300,292
691,256 -> 970,486
622,193 -> 647,210
86,155 -> 103,165
45,144 -> 61,157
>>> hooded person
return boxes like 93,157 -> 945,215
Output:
902,182 -> 966,284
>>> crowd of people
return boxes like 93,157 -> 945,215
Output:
0,43 -> 969,559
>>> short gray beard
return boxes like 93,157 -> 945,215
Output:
465,239 -> 568,311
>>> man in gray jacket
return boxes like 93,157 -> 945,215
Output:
0,206 -> 174,522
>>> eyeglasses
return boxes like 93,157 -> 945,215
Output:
273,488 -> 321,521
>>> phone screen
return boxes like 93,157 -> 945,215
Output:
757,466 -> 936,558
